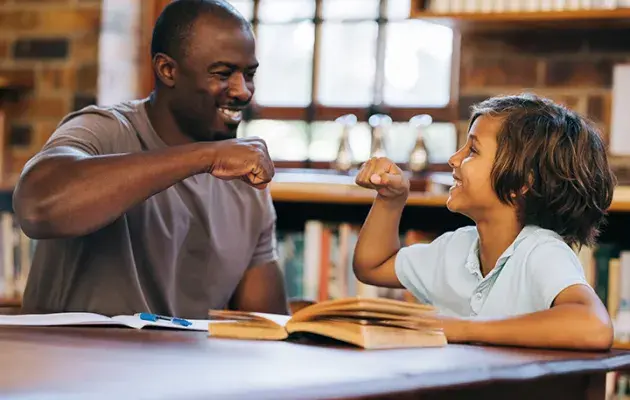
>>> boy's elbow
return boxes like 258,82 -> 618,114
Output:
352,259 -> 376,286
587,319 -> 614,351
581,312 -> 614,351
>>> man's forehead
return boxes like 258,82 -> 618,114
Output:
186,18 -> 256,66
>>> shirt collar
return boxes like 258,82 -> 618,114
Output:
464,225 -> 548,277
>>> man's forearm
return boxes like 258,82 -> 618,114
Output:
353,196 -> 406,274
450,305 -> 613,350
14,143 -> 212,239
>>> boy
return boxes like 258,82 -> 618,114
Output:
353,93 -> 616,350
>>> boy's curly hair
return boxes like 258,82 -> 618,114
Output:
469,93 -> 617,248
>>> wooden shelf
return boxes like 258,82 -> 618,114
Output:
270,170 -> 449,207
271,171 -> 630,212
410,8 -> 630,32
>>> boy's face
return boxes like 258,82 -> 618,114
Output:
446,115 -> 513,220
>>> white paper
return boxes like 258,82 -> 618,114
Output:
0,312 -> 215,331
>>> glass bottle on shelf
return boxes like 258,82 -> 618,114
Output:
333,113 -> 357,173
408,114 -> 432,173
368,113 -> 391,159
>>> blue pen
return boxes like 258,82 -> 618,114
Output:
137,312 -> 192,327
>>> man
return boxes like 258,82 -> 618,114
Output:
13,0 -> 289,318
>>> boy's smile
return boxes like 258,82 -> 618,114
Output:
446,115 -> 511,221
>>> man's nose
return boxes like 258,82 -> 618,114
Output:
229,74 -> 252,102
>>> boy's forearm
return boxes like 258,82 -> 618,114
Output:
353,195 -> 406,272
448,304 -> 613,351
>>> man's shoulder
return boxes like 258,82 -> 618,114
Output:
57,98 -> 147,130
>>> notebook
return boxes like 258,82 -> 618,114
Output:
0,312 -> 216,331
207,297 -> 448,349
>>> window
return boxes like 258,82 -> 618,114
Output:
228,0 -> 457,168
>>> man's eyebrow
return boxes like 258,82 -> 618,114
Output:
469,134 -> 480,144
207,62 -> 259,70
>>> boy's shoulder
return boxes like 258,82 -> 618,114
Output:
513,225 -> 578,265
431,225 -> 479,250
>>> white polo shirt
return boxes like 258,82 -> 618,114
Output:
395,225 -> 590,318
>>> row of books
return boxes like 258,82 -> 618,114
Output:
578,244 -> 630,344
0,212 -> 32,302
278,220 -> 630,344
425,0 -> 630,13
1,209 -> 630,345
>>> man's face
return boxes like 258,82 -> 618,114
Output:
170,16 -> 257,142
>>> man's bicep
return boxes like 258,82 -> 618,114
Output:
249,191 -> 278,268
229,261 -> 289,315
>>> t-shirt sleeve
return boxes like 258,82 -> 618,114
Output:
41,111 -> 119,156
248,189 -> 279,268
526,240 -> 591,310
394,231 -> 454,304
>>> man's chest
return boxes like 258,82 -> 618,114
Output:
124,181 -> 262,276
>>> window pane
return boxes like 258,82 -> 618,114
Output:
384,122 -> 457,164
318,22 -> 378,106
386,0 -> 411,19
259,0 -> 315,22
225,0 -> 254,21
310,121 -> 371,162
255,22 -> 314,106
244,120 -> 309,161
384,21 -> 453,107
322,0 -> 379,20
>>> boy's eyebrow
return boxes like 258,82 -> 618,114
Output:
469,134 -> 481,146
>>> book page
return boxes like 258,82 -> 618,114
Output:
0,312 -> 114,326
111,315 -> 217,331
251,312 -> 292,327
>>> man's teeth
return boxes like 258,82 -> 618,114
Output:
219,108 -> 242,121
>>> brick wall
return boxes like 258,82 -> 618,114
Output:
456,27 -> 630,170
0,0 -> 101,178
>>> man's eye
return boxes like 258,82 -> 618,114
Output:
213,71 -> 231,80
245,71 -> 256,80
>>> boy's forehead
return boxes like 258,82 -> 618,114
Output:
470,115 -> 503,141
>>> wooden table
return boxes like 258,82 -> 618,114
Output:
1,327 -> 629,399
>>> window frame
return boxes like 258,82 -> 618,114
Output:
141,0 -> 461,172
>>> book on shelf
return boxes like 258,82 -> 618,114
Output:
207,297 -> 447,350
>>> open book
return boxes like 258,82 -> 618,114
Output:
207,297 -> 447,349
0,312 -> 213,331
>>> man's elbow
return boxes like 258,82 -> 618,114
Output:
14,200 -> 54,240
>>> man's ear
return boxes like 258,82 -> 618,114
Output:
153,53 -> 177,88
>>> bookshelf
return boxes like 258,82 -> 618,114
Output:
409,7 -> 630,32
270,170 -> 630,212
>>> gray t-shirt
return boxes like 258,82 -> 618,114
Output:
20,98 -> 278,318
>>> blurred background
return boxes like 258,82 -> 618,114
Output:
2,1 -> 630,394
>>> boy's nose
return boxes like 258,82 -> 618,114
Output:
448,153 -> 460,168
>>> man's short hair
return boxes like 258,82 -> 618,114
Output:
151,0 -> 249,62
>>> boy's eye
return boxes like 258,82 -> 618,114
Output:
469,146 -> 478,155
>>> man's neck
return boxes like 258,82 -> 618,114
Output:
144,91 -> 192,147
475,211 -> 523,277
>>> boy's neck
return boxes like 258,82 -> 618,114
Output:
475,212 -> 523,277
